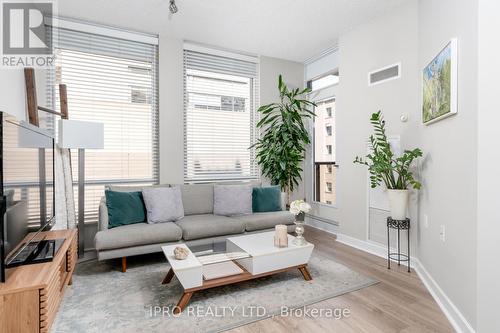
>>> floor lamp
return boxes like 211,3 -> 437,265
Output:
58,119 -> 104,257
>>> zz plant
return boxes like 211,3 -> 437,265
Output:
252,75 -> 316,205
353,111 -> 423,190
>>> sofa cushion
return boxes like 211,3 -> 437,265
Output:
252,186 -> 282,213
95,222 -> 183,251
235,211 -> 295,232
142,186 -> 184,223
180,184 -> 214,215
214,184 -> 252,216
175,214 -> 245,240
105,190 -> 146,228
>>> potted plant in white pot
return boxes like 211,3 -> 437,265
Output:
354,111 -> 423,220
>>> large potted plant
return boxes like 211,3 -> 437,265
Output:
354,111 -> 423,220
252,75 -> 316,205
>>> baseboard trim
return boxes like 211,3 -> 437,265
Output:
306,217 -> 339,235
335,233 -> 418,267
412,259 -> 475,333
314,228 -> 474,333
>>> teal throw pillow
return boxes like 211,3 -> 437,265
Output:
252,186 -> 282,213
105,190 -> 146,228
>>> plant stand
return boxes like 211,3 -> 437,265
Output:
387,217 -> 410,273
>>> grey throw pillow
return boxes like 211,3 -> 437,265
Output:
142,186 -> 184,223
214,185 -> 252,216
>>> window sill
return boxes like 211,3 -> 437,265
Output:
312,201 -> 338,209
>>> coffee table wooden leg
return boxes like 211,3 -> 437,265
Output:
298,265 -> 312,281
173,292 -> 193,314
162,268 -> 175,285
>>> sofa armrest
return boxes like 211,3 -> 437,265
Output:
98,197 -> 109,231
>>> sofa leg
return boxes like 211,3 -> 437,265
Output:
121,257 -> 127,273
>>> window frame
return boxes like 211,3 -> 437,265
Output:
311,95 -> 337,207
47,28 -> 160,225
326,125 -> 333,136
183,48 -> 259,183
326,107 -> 332,118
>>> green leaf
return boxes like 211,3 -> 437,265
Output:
353,110 -> 423,190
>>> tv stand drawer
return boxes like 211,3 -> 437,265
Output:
39,233 -> 77,332
0,229 -> 78,333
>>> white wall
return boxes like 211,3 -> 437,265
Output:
259,56 -> 305,200
158,36 -> 184,185
335,1 -> 419,245
477,0 -> 500,331
314,1 -> 479,330
0,68 -> 48,122
417,0 -> 478,329
0,70 -> 27,120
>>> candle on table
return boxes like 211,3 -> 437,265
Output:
274,224 -> 288,248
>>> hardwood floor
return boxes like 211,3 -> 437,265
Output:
228,226 -> 454,333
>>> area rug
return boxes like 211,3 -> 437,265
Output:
52,252 -> 377,333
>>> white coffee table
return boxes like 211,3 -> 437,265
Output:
161,231 -> 314,313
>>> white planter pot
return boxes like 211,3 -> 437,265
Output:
387,189 -> 409,220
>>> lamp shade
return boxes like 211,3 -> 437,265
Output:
58,119 -> 104,149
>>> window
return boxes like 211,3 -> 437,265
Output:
183,48 -> 259,182
326,107 -> 332,118
326,125 -> 332,136
48,27 -> 159,224
309,74 -> 339,91
313,98 -> 336,205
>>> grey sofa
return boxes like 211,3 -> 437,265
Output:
95,183 -> 295,271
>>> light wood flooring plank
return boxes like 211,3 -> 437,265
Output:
226,226 -> 454,333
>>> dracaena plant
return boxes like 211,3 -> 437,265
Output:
353,111 -> 423,190
252,75 -> 316,205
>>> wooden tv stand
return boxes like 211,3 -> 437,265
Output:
0,229 -> 77,333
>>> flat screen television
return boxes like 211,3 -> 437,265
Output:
0,112 -> 55,283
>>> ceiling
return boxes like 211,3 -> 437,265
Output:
57,0 -> 409,62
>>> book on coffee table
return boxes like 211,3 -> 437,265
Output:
202,261 -> 244,280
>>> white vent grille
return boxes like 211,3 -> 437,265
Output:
368,63 -> 400,86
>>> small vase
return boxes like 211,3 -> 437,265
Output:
292,212 -> 307,246
387,189 -> 409,220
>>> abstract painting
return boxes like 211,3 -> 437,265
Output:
422,38 -> 458,124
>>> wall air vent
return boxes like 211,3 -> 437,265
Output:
368,63 -> 401,86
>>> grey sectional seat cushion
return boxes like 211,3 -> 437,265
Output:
175,214 -> 245,240
180,184 -> 214,215
95,222 -> 183,251
235,211 -> 295,232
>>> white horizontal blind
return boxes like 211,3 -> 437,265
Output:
47,26 -> 159,224
183,49 -> 259,182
